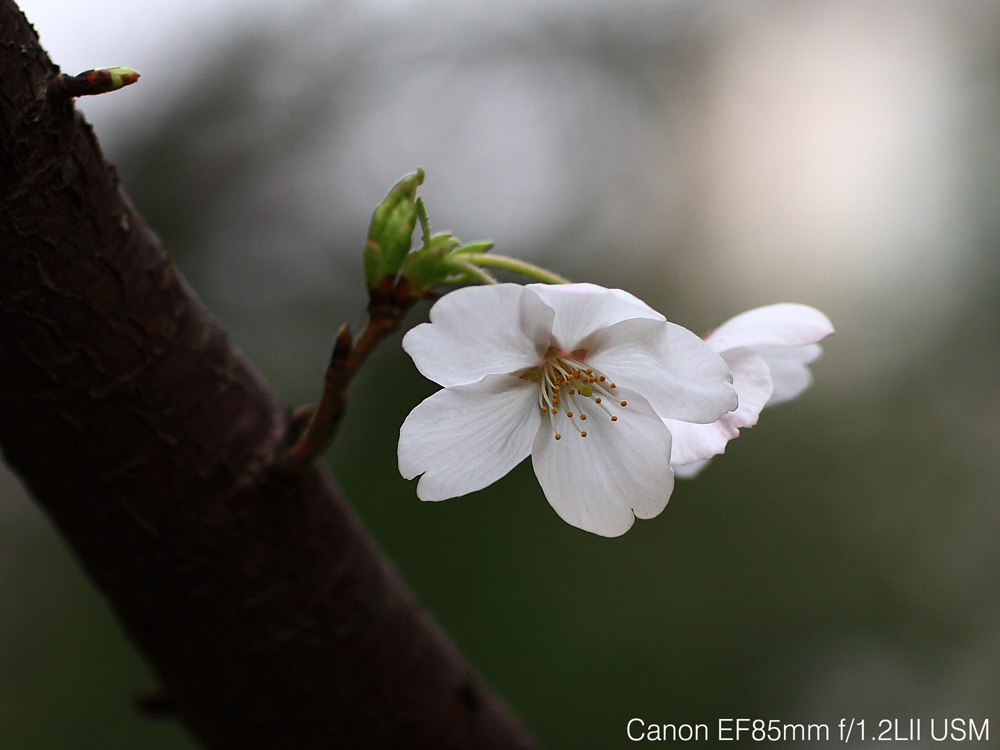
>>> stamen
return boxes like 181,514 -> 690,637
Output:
527,348 -> 625,441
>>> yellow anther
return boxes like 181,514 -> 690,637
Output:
535,348 -> 626,441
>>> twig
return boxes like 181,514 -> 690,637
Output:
48,67 -> 140,100
284,277 -> 417,468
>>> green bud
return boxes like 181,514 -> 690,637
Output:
363,168 -> 425,288
401,231 -> 462,294
107,67 -> 141,90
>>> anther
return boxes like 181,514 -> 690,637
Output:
566,411 -> 574,418
580,431 -> 588,437
611,416 -> 618,422
580,414 -> 587,420
555,433 -> 562,440
620,401 -> 627,407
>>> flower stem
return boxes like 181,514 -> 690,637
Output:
456,252 -> 570,284
444,258 -> 499,285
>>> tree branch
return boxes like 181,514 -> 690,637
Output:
0,2 -> 536,747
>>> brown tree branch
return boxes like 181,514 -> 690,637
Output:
284,278 -> 416,469
0,2 -> 536,747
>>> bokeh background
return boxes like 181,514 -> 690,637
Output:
2,1 -> 998,747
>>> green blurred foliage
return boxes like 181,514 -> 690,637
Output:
2,1 -> 999,748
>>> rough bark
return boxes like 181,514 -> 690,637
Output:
0,3 -> 536,748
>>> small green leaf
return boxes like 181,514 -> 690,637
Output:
453,240 -> 495,255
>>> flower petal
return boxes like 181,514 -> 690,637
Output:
531,388 -> 674,537
586,318 -> 738,424
666,347 -> 773,468
704,303 -> 834,353
402,283 -> 554,387
756,343 -> 822,405
398,375 -> 541,501
672,458 -> 709,479
525,283 -> 664,351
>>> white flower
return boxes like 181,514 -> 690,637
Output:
665,303 -> 835,478
397,283 -> 738,536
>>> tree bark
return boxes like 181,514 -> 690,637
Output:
0,3 -> 536,748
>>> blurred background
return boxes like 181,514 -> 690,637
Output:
3,0 -> 998,747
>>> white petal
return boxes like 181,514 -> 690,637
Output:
402,284 -> 554,387
525,283 -> 664,351
704,303 -> 834,353
666,347 -> 773,467
717,346 -> 774,428
672,458 -> 709,479
530,388 -> 674,537
586,318 -> 737,424
398,375 -> 541,501
756,343 -> 822,405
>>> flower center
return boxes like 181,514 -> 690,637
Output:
521,347 -> 627,440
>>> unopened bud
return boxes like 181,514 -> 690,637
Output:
363,168 -> 425,288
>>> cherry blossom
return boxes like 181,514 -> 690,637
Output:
397,283 -> 738,536
665,303 -> 834,478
